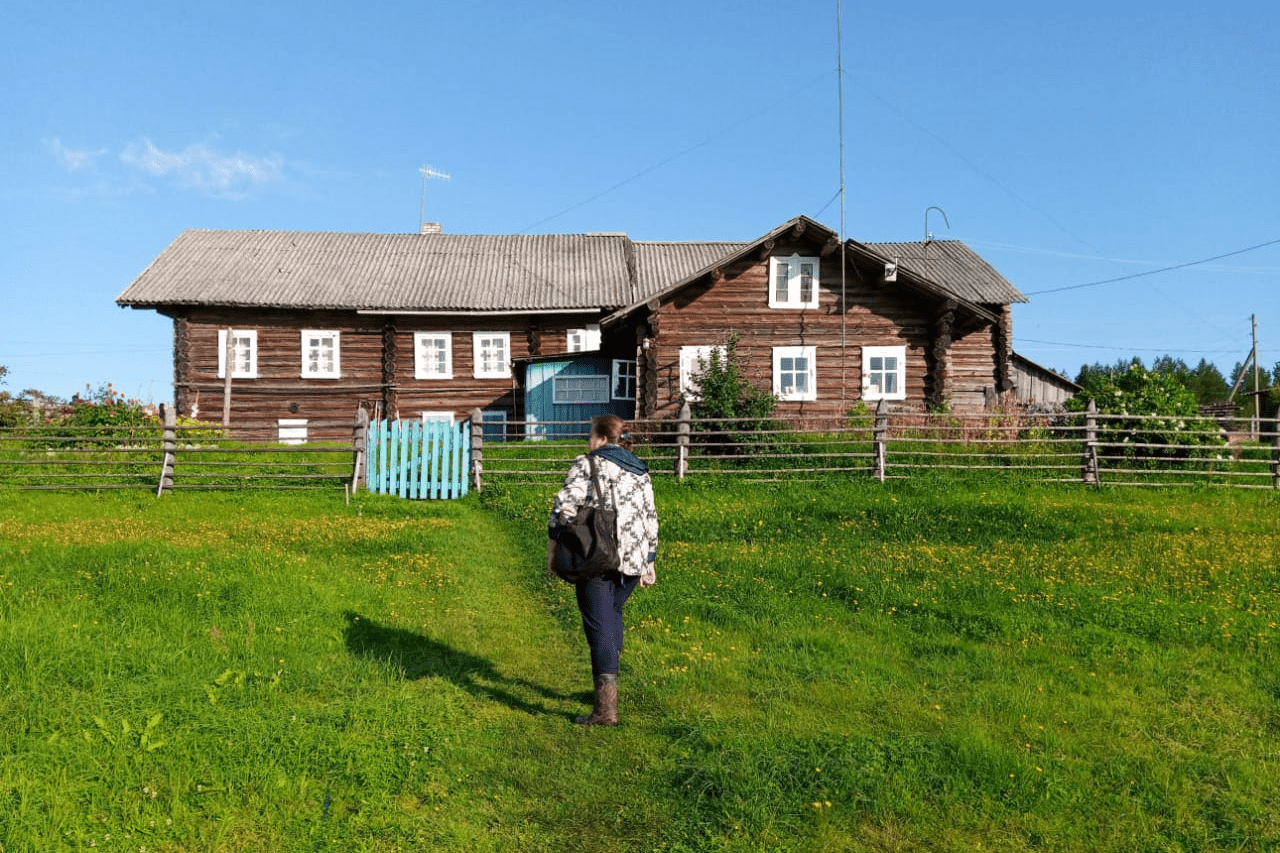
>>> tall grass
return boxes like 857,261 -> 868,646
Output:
0,480 -> 1277,851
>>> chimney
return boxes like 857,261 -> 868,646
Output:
419,222 -> 443,235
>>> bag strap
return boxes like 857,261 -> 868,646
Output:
586,454 -> 605,504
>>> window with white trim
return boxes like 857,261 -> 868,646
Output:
301,330 -> 340,378
679,345 -> 725,401
413,332 -> 453,379
567,324 -> 601,353
612,359 -> 636,401
862,345 -> 907,401
216,329 -> 258,379
473,332 -> 511,378
554,375 -> 610,404
773,346 -> 816,401
277,418 -> 307,445
768,254 -> 820,309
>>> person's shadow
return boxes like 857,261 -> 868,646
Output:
342,611 -> 578,718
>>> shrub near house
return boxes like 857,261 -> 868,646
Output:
1067,362 -> 1222,464
682,333 -> 787,457
65,384 -> 159,430
27,384 -> 160,450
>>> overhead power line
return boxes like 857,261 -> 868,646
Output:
1019,337 -> 1256,354
1025,237 -> 1280,295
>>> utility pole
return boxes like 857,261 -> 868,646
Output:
1251,314 -> 1261,440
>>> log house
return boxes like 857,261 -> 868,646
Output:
117,216 -> 1029,440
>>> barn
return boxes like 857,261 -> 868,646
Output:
116,215 -> 1028,440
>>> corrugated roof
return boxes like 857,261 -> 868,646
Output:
117,230 -> 638,312
117,226 -> 1027,315
633,241 -> 748,294
864,239 -> 1028,304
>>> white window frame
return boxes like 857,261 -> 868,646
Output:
413,332 -> 453,380
301,330 -> 341,379
277,418 -> 308,445
567,324 -> 601,353
773,346 -> 817,402
862,345 -> 907,401
473,332 -> 511,378
679,345 -> 725,402
553,375 -> 611,405
768,254 -> 820,309
612,359 -> 637,401
216,329 -> 258,379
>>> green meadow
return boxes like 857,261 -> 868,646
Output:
0,478 -> 1277,852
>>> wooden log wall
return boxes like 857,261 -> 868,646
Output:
175,308 -> 614,439
948,322 -> 1001,409
643,237 -> 979,419
172,314 -> 192,417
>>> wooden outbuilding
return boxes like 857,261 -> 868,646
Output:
1010,352 -> 1081,407
116,216 -> 1028,439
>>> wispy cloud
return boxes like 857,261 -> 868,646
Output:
119,138 -> 283,198
46,137 -> 108,170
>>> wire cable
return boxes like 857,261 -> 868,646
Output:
1025,237 -> 1280,295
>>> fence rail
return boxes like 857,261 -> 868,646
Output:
2,402 -> 1277,492
0,407 -> 358,493
474,403 -> 1280,490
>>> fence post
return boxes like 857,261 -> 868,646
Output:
157,403 -> 176,497
222,328 -> 234,429
1270,406 -> 1279,490
872,399 -> 889,482
352,407 -> 369,493
1082,399 -> 1099,486
675,401 -> 691,479
470,407 -> 484,492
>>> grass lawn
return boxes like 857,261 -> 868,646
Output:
0,478 -> 1277,852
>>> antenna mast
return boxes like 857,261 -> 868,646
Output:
418,165 -> 450,233
837,0 -> 848,407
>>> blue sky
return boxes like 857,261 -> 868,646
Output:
3,0 -> 1277,403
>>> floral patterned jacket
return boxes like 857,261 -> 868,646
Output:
551,448 -> 659,578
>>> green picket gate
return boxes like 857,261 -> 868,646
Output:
365,418 -> 470,499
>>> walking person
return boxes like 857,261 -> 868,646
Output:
548,415 -> 659,726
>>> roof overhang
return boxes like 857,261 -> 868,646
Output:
356,308 -> 603,317
841,240 -> 1001,326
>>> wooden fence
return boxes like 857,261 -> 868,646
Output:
0,405 -> 358,493
472,401 -> 1280,490
2,402 -> 1277,493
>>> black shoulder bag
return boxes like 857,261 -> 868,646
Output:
548,454 -> 621,583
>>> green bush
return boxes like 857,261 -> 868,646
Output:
65,383 -> 158,430
33,383 -> 162,449
684,333 -> 791,460
0,394 -> 34,428
1067,363 -> 1223,468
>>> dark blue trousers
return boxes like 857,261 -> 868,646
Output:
575,573 -> 640,677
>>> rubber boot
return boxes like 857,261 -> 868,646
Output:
575,673 -> 618,726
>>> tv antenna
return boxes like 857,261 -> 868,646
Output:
925,206 -> 950,243
418,165 -> 450,232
